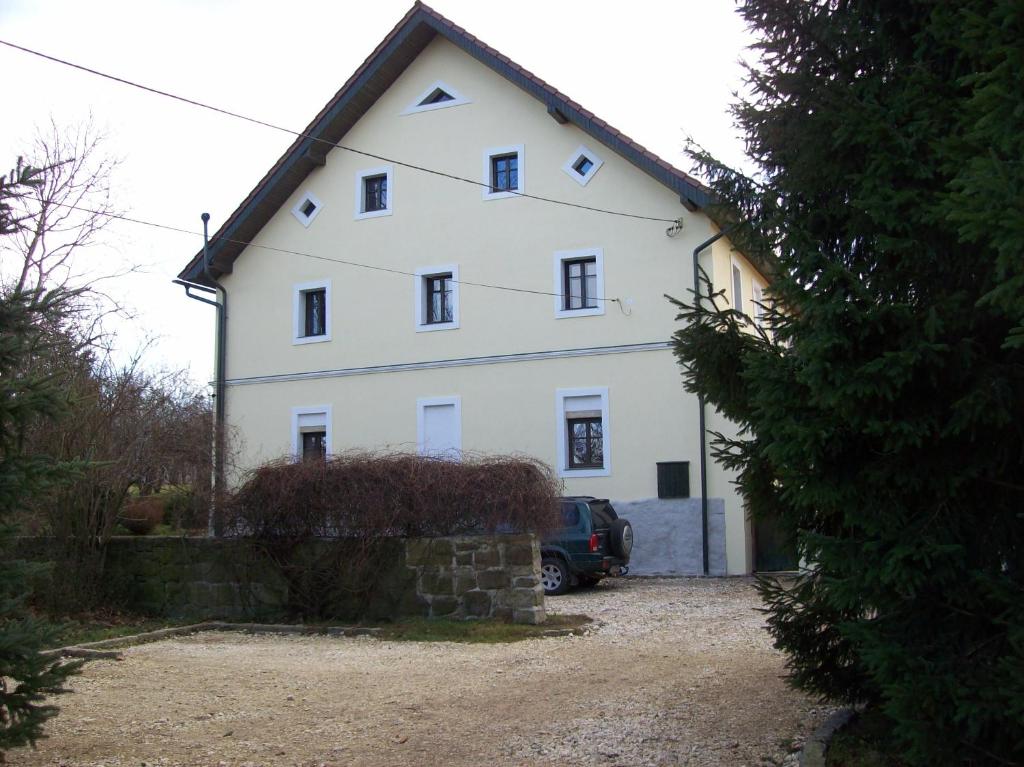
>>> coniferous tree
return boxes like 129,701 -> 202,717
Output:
671,2 -> 1023,763
0,160 -> 81,754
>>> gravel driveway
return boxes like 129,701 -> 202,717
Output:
9,577 -> 830,767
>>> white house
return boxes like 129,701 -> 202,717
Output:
177,2 -> 779,575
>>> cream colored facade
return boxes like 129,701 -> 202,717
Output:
207,34 -> 770,575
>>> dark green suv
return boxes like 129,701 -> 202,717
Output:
539,496 -> 633,595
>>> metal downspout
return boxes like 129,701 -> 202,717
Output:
692,226 -> 733,575
174,213 -> 227,536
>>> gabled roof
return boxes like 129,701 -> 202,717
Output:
179,1 -> 713,284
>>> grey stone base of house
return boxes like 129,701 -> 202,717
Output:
610,498 -> 726,576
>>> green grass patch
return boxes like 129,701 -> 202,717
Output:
375,613 -> 591,643
44,613 -> 592,648
44,614 -> 191,647
827,709 -> 907,767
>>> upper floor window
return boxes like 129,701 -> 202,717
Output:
553,248 -> 605,319
563,258 -> 598,311
355,166 -> 393,219
364,175 -> 387,212
293,279 -> 331,345
304,288 -> 327,337
482,145 -> 524,200
752,282 -> 766,326
415,264 -> 460,332
425,273 -> 454,325
491,154 -> 518,193
732,261 -> 743,312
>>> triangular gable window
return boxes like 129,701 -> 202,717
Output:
403,81 -> 470,114
421,87 -> 455,105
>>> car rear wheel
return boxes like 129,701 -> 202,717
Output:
608,518 -> 634,559
540,557 -> 571,596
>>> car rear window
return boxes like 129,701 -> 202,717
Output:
560,502 -> 581,528
587,500 -> 618,529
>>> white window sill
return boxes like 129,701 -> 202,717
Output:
482,190 -> 521,201
293,334 -> 332,346
554,306 -> 605,319
354,208 -> 393,221
558,466 -> 610,479
416,321 -> 459,333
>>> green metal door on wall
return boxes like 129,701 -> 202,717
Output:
754,514 -> 799,572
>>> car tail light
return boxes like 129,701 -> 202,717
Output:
589,533 -> 600,552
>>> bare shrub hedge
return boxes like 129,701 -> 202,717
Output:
224,452 -> 561,620
227,451 -> 561,540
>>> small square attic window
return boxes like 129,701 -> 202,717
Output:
402,81 -> 470,115
291,191 -> 322,227
562,145 -> 604,186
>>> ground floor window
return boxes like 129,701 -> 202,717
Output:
567,416 -> 603,468
556,387 -> 610,477
291,406 -> 331,460
301,430 -> 326,461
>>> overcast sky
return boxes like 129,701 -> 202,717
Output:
0,0 -> 756,387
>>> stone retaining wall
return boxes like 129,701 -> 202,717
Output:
408,535 -> 545,624
19,534 -> 545,625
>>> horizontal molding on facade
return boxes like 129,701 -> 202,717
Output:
225,341 -> 673,387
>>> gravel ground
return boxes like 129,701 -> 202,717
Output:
8,577 -> 832,767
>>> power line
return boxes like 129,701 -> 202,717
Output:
55,201 -> 622,305
0,38 -> 680,225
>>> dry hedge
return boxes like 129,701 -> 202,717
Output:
227,451 -> 562,541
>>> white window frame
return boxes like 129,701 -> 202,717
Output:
354,165 -> 394,220
556,387 -> 610,478
416,396 -> 462,458
291,191 -> 323,227
402,80 -> 471,115
562,144 -> 604,186
731,257 -> 744,313
482,144 -> 524,200
290,405 -> 333,460
553,248 -> 605,319
292,279 -> 332,345
414,264 -> 460,332
752,281 -> 766,326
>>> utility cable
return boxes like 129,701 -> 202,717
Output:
0,38 -> 680,224
52,200 -> 623,305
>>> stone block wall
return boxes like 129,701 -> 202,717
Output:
19,533 -> 545,625
405,534 -> 545,624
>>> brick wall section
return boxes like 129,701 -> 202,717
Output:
19,534 -> 546,625
406,534 -> 545,624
